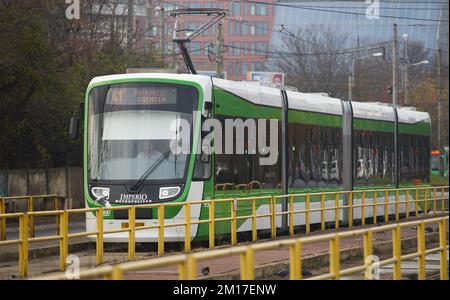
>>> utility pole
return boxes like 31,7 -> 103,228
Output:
403,33 -> 409,106
348,74 -> 353,101
159,7 -> 166,61
215,22 -> 224,78
437,48 -> 443,175
392,23 -> 399,106
127,0 -> 135,49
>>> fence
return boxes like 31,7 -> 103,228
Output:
0,194 -> 62,240
37,216 -> 449,280
0,186 -> 448,278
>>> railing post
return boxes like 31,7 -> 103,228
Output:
361,191 -> 365,226
270,196 -> 276,238
330,236 -> 340,280
424,188 -> 429,214
178,262 -> 188,280
128,206 -> 136,261
289,195 -> 294,236
111,266 -> 124,280
441,187 -> 445,212
241,247 -> 255,280
54,196 -> 60,235
186,255 -> 197,280
384,190 -> 389,223
27,197 -> 34,238
158,205 -> 165,256
19,214 -> 28,278
395,189 -> 399,222
321,193 -> 325,231
348,192 -> 353,228
289,240 -> 302,280
405,190 -> 410,219
417,222 -> 426,280
392,225 -> 402,280
433,188 -> 437,215
247,247 -> 255,280
335,193 -> 339,229
438,219 -> 448,280
363,231 -> 373,280
59,210 -> 68,271
96,208 -> 104,265
252,198 -> 257,241
209,201 -> 215,249
305,194 -> 310,234
231,199 -> 237,245
373,191 -> 377,224
184,202 -> 191,252
0,198 -> 6,241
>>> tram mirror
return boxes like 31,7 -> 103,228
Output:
204,101 -> 213,115
69,116 -> 80,140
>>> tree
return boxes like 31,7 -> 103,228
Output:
0,0 -> 164,166
271,27 -> 351,98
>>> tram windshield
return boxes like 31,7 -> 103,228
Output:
88,82 -> 198,181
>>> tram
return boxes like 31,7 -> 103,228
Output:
70,73 -> 431,242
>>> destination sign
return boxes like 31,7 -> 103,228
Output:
107,87 -> 177,105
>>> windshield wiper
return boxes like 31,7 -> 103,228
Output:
130,142 -> 178,192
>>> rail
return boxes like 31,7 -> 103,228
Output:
0,186 -> 448,278
37,216 -> 449,280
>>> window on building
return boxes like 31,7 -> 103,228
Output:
232,2 -> 241,16
241,62 -> 248,76
228,21 -> 234,35
234,42 -> 241,55
255,22 -> 268,35
250,23 -> 256,35
250,3 -> 256,15
256,3 -> 267,16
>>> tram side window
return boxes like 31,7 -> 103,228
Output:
399,134 -> 430,184
214,116 -> 281,190
353,129 -> 394,187
288,122 -> 343,189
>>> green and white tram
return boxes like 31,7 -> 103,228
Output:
74,73 -> 431,242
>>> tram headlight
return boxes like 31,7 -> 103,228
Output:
91,187 -> 111,207
159,187 -> 180,199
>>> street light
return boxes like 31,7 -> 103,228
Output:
348,49 -> 385,101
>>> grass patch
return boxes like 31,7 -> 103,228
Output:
431,174 -> 449,186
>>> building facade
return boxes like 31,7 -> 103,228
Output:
151,0 -> 276,80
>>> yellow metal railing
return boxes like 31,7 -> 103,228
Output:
1,186 -> 448,278
37,216 -> 449,280
0,194 -> 60,240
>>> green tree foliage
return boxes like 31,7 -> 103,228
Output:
0,0 -> 163,166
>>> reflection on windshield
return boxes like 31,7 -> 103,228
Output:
95,139 -> 188,180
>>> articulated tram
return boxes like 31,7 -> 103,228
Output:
79,73 -> 431,242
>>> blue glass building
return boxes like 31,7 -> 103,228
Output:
272,0 -> 448,57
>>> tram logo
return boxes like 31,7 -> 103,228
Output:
117,194 -> 151,204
